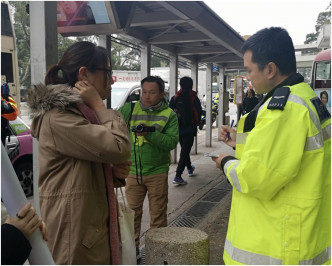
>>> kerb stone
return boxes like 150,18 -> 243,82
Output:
145,227 -> 209,265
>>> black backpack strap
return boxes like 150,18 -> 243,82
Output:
127,102 -> 136,129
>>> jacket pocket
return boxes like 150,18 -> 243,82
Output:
82,226 -> 104,249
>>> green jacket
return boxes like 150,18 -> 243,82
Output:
119,99 -> 179,175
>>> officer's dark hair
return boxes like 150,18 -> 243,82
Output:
141,76 -> 164,93
180,76 -> 193,90
242,27 -> 296,75
45,41 -> 111,87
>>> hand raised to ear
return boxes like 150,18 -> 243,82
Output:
73,80 -> 106,112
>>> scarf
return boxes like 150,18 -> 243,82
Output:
77,103 -> 120,265
139,99 -> 164,111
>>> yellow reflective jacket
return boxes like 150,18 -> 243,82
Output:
223,81 -> 331,265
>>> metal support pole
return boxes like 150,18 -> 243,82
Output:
99,35 -> 112,108
169,53 -> 178,163
191,61 -> 199,154
1,145 -> 55,264
217,67 -> 225,141
140,42 -> 151,79
30,1 -> 58,214
205,64 -> 212,147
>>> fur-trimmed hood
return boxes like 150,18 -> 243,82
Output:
26,83 -> 83,139
26,83 -> 82,119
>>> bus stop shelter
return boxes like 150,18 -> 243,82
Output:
30,1 -> 245,208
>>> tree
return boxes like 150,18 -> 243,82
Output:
10,1 -> 30,87
9,2 -> 166,86
304,4 -> 331,44
110,36 -> 141,70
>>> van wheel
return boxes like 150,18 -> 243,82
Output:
15,162 -> 33,197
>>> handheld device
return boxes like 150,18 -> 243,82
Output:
204,153 -> 219,158
226,119 -> 235,141
132,124 -> 155,133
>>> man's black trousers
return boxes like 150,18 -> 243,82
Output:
176,132 -> 195,177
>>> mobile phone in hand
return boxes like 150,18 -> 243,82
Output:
204,153 -> 219,158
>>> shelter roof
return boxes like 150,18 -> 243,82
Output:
58,1 -> 245,69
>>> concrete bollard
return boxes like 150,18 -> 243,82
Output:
145,227 -> 209,265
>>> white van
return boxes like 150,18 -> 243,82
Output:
111,82 -> 169,110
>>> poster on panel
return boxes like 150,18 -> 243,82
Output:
234,76 -> 243,105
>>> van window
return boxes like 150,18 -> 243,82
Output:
315,61 -> 331,89
1,52 -> 14,82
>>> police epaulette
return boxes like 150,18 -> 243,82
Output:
267,86 -> 290,110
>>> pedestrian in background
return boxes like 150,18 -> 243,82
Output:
26,41 -> 131,264
213,27 -> 331,265
242,88 -> 258,115
118,76 -> 178,261
169,76 -> 202,185
1,82 -> 18,145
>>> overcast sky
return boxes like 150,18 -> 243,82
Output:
204,0 -> 331,45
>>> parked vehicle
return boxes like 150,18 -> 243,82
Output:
5,116 -> 33,197
111,82 -> 141,110
311,48 -> 331,113
111,81 -> 169,110
1,2 -> 21,112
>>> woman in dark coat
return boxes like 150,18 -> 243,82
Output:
242,89 -> 258,115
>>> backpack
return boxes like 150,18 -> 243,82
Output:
174,92 -> 196,127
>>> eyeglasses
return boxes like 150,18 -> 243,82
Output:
90,68 -> 113,80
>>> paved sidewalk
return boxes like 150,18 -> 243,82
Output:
133,103 -> 238,264
137,125 -> 234,265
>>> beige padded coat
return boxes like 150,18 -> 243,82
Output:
27,84 -> 131,264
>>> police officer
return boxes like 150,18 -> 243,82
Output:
213,27 -> 331,264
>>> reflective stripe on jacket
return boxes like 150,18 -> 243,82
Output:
224,82 -> 331,265
131,101 -> 173,146
119,100 -> 179,176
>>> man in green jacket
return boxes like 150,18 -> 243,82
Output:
119,76 -> 179,260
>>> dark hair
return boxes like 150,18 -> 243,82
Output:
242,27 -> 296,75
141,76 -> 164,93
44,41 -> 111,87
180,76 -> 193,90
246,89 -> 255,97
320,90 -> 328,99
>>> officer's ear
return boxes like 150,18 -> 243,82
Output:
265,62 -> 278,79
